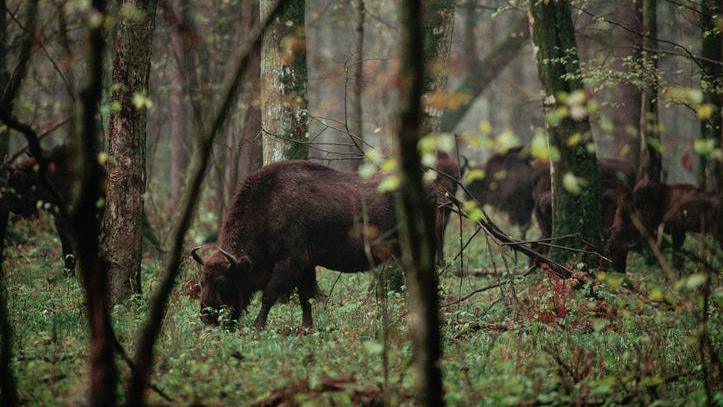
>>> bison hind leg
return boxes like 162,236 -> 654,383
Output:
298,270 -> 318,328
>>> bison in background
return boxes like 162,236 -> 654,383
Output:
1,144 -> 161,275
605,177 -> 722,273
531,158 -> 636,258
191,160 -> 440,328
2,145 -> 77,273
467,146 -> 536,238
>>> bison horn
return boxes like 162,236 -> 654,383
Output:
190,246 -> 205,266
218,248 -> 239,266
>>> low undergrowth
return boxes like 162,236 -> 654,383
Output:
5,214 -> 722,405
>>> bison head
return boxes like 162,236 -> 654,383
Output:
192,247 -> 251,325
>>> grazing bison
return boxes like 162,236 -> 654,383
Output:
467,147 -> 536,238
3,145 -> 77,273
191,160 -> 440,328
605,177 -> 722,272
532,158 -> 636,249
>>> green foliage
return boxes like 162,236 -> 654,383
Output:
4,217 -> 720,405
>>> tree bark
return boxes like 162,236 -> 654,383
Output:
396,0 -> 444,405
439,16 -> 529,133
169,20 -> 188,201
699,0 -> 722,193
611,0 -> 643,164
103,0 -> 158,302
73,0 -> 118,403
638,0 -> 662,182
261,0 -> 308,163
0,0 -> 9,161
422,0 -> 455,133
529,0 -> 603,264
238,0 -> 263,180
346,0 -> 365,170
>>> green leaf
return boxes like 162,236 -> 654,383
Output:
377,175 -> 400,192
686,273 -> 707,289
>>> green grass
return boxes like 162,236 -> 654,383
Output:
4,214 -> 721,405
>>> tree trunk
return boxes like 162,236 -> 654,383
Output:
396,0 -> 444,405
0,0 -> 9,161
699,0 -> 722,193
638,0 -> 662,182
422,0 -> 455,133
345,0 -> 365,170
169,26 -> 188,201
103,0 -> 159,302
611,0 -> 643,164
529,0 -> 603,264
439,17 -> 529,133
238,0 -> 263,179
261,0 -> 308,164
73,0 -> 118,403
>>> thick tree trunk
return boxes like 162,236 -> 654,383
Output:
238,0 -> 263,180
439,17 -> 529,133
699,0 -> 722,193
345,0 -> 365,170
611,0 -> 643,163
169,31 -> 188,201
638,0 -> 662,182
422,0 -> 455,133
261,0 -> 308,163
73,0 -> 118,404
529,0 -> 603,264
396,0 -> 444,405
0,0 -> 9,161
103,0 -> 158,302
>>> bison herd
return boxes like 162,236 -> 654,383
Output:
1,144 -> 721,328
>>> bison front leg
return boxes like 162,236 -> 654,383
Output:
254,260 -> 297,329
670,229 -> 686,275
54,217 -> 76,276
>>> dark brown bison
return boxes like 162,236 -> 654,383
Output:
532,158 -> 636,249
605,177 -> 722,272
3,145 -> 77,273
2,144 -> 160,274
467,147 -> 536,238
191,160 -> 440,328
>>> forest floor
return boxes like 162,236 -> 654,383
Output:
5,214 -> 722,405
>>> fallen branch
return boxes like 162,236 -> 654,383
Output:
442,265 -> 537,308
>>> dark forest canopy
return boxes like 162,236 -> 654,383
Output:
0,0 -> 720,405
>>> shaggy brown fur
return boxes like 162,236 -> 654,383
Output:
467,147 -> 535,238
532,158 -> 636,249
605,178 -> 722,272
195,160 -> 439,328
3,145 -> 76,272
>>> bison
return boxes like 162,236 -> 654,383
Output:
1,144 -> 161,274
532,158 -> 636,250
2,145 -> 77,273
467,147 -> 536,238
605,177 -> 722,272
191,160 -> 440,328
